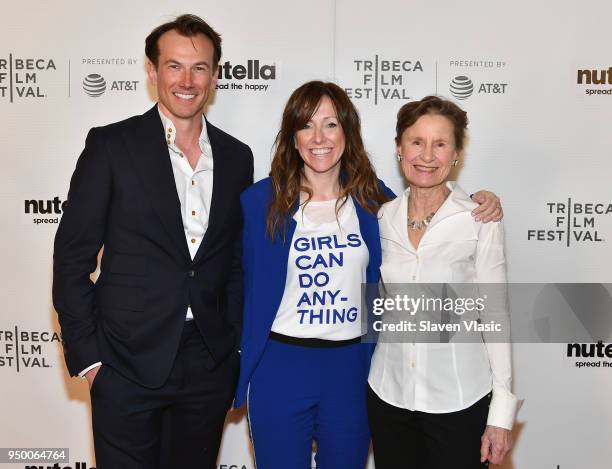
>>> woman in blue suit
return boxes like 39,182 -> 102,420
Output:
234,81 -> 501,469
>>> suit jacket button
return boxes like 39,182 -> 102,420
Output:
188,270 -> 195,278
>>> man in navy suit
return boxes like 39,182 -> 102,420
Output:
53,14 -> 253,468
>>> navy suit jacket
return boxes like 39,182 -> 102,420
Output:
53,105 -> 253,388
234,177 -> 394,407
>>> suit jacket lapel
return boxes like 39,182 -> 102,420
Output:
124,105 -> 191,263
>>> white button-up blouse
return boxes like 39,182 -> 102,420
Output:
368,182 -> 518,429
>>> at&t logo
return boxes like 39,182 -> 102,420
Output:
449,75 -> 507,100
82,73 -> 138,97
83,74 -> 106,97
450,76 -> 473,100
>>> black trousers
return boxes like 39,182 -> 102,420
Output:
90,321 -> 239,469
367,385 -> 491,469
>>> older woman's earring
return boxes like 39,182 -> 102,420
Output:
452,159 -> 459,167
397,153 -> 403,162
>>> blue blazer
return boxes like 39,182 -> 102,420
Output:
235,177 -> 394,407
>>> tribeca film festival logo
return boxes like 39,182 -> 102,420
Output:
215,59 -> 277,92
448,59 -> 508,100
77,57 -> 140,98
0,54 -> 58,102
577,66 -> 611,96
344,55 -> 424,104
22,197 -> 66,226
527,199 -> 611,246
0,326 -> 60,371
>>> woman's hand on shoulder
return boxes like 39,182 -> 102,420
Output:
471,190 -> 503,223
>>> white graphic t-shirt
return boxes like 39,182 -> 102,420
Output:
271,197 -> 368,340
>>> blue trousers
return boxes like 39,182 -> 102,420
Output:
247,338 -> 371,469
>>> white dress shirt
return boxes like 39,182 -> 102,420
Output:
79,108 -> 213,377
158,107 -> 214,320
368,182 -> 518,430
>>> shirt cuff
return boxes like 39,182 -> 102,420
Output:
486,387 -> 519,430
79,362 -> 102,378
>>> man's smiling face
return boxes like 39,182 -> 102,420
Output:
147,29 -> 218,124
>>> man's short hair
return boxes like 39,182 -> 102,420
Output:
145,14 -> 222,69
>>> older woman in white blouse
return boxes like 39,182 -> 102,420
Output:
367,96 -> 518,469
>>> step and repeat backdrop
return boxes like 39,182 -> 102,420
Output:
1,1 -> 611,468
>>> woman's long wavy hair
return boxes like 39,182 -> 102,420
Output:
266,81 -> 390,240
